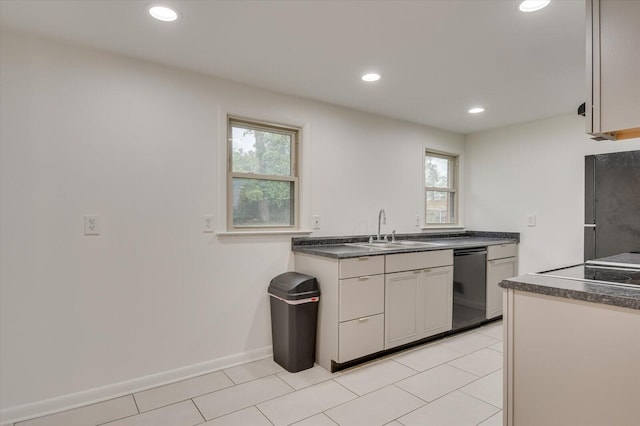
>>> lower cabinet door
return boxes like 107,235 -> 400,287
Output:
486,257 -> 517,319
384,271 -> 420,349
421,266 -> 453,337
338,313 -> 384,362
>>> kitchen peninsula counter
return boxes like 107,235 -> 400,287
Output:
501,271 -> 640,425
499,272 -> 640,310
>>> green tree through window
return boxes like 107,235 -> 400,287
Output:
425,150 -> 457,225
229,119 -> 299,228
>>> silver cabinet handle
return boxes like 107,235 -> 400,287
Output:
358,276 -> 370,281
357,257 -> 370,261
358,317 -> 371,322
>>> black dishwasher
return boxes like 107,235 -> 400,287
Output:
453,248 -> 487,330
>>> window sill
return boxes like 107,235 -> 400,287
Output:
216,230 -> 313,238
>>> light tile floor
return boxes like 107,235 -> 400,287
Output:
15,321 -> 504,426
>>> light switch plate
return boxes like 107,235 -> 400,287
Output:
203,215 -> 215,233
312,215 -> 321,229
527,214 -> 536,227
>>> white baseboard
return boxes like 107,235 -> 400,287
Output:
0,346 -> 273,425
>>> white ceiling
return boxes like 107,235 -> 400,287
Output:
0,0 -> 586,134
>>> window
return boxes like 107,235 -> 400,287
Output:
228,117 -> 299,230
425,150 -> 458,225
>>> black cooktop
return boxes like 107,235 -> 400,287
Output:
538,264 -> 640,288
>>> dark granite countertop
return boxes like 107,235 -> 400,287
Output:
500,273 -> 640,310
292,231 -> 519,259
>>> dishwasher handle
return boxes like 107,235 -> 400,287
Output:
454,248 -> 487,256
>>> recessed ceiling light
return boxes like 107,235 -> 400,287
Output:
361,73 -> 381,82
468,107 -> 485,114
149,5 -> 179,22
519,0 -> 551,13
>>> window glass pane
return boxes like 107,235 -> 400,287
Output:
426,190 -> 455,224
232,178 -> 293,226
425,155 -> 450,188
231,125 -> 291,176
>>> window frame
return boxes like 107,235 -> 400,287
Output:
227,116 -> 300,231
424,149 -> 459,226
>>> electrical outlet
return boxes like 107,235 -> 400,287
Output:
415,215 -> 421,227
84,215 -> 101,235
203,215 -> 215,233
312,215 -> 321,229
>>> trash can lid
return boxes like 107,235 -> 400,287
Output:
268,272 -> 320,300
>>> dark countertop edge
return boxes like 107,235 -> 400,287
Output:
292,245 -> 445,259
500,276 -> 640,311
292,230 -> 520,248
292,236 -> 518,259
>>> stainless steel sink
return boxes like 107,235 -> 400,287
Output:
347,242 -> 397,250
347,240 -> 444,250
391,240 -> 444,247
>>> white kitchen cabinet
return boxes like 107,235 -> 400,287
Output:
486,244 -> 518,319
586,0 -> 640,140
421,266 -> 454,336
386,250 -> 452,273
338,313 -> 384,362
385,271 -> 420,348
503,289 -> 640,426
339,274 -> 384,322
294,253 -> 385,371
295,249 -> 453,370
385,251 -> 453,350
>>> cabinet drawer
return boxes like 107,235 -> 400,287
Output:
385,249 -> 453,273
339,275 -> 384,322
487,243 -> 517,260
338,313 -> 384,362
339,256 -> 384,279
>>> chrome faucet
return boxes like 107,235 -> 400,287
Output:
376,209 -> 386,242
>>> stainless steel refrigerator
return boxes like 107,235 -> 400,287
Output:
584,150 -> 640,261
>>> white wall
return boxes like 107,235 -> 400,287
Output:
464,114 -> 640,274
0,32 -> 464,421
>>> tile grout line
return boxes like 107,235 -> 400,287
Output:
388,358 -> 420,375
195,373 -> 296,422
190,398 -> 207,424
458,387 -> 503,411
473,407 -> 502,426
319,410 -> 341,426
283,378 -> 359,420
139,369 -> 290,416
275,370 -> 337,391
392,367 -> 487,407
220,368 -> 235,385
131,393 -> 140,414
386,384 -> 428,424
445,363 -> 501,378
394,348 -> 468,371
115,381 -> 234,417
254,404 -> 277,426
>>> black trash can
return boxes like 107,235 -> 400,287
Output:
268,272 -> 320,373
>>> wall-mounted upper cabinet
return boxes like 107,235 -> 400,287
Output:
586,0 -> 640,141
